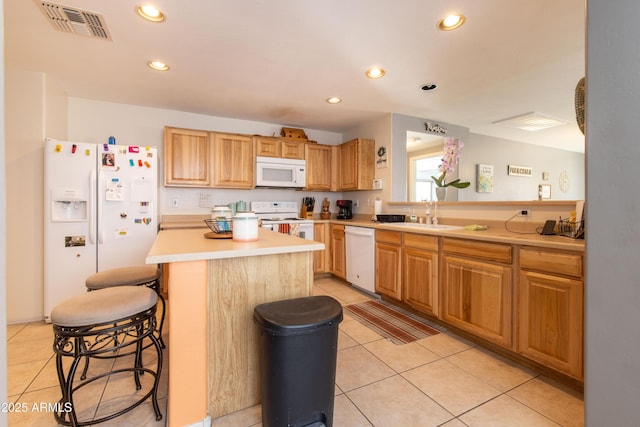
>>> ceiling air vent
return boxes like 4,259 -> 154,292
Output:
492,112 -> 567,132
36,1 -> 112,40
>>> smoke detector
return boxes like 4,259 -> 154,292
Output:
36,1 -> 112,40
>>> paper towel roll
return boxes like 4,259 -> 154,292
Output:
374,199 -> 382,215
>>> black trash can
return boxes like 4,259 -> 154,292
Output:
253,295 -> 343,427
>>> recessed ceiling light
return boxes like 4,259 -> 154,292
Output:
148,60 -> 169,71
136,5 -> 166,23
420,83 -> 438,91
365,67 -> 386,79
326,97 -> 342,104
438,14 -> 466,31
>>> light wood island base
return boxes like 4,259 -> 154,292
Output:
146,229 -> 323,427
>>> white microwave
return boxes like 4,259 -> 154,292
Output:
256,156 -> 306,188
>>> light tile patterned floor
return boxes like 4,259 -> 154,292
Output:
7,277 -> 584,426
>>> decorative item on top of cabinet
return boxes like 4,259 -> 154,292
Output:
330,224 -> 346,279
402,233 -> 439,316
338,138 -> 375,190
518,247 -> 584,379
440,238 -> 513,348
164,126 -> 213,187
211,132 -> 255,189
305,143 -> 332,191
375,230 -> 402,300
255,136 -> 305,160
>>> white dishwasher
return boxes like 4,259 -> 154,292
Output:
345,226 -> 378,297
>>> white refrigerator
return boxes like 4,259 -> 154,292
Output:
43,138 -> 159,321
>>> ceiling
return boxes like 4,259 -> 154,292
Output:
5,0 -> 585,152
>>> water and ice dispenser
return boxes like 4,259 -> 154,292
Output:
51,188 -> 88,222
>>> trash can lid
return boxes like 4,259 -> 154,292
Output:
253,295 -> 343,336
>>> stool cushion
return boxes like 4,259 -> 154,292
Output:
51,286 -> 158,327
86,266 -> 160,290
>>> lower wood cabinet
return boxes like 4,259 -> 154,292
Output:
518,247 -> 584,379
440,238 -> 513,348
375,230 -> 402,300
402,233 -> 439,316
313,222 -> 330,273
330,224 -> 346,279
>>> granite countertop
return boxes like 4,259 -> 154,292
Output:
146,228 -> 324,264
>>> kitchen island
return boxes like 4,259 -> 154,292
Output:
146,228 -> 324,427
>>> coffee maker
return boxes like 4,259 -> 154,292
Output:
336,200 -> 353,219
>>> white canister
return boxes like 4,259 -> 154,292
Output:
232,212 -> 259,242
211,206 -> 232,219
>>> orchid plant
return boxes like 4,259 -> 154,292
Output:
431,137 -> 471,188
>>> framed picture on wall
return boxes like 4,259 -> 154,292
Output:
476,164 -> 494,193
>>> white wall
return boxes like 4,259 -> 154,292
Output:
4,70 -> 67,324
1,0 -> 9,419
585,1 -> 640,425
460,133 -> 585,201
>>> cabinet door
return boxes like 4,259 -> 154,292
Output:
313,222 -> 329,273
305,144 -> 332,191
519,270 -> 583,378
441,255 -> 513,348
212,133 -> 255,188
337,138 -> 374,190
338,139 -> 358,190
375,241 -> 402,300
403,247 -> 438,315
255,137 -> 280,157
281,140 -> 305,159
330,225 -> 346,279
164,127 -> 212,187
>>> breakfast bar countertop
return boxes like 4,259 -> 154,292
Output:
146,227 -> 325,264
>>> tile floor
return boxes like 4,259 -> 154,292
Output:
7,277 -> 584,426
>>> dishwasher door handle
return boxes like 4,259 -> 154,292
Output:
345,227 -> 375,237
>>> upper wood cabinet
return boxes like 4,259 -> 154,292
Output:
337,138 -> 375,190
305,144 -> 333,191
164,127 -> 213,187
256,137 -> 305,160
211,132 -> 255,189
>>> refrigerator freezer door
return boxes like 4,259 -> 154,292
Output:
44,139 -> 98,321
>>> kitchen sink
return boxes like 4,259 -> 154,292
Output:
385,223 -> 463,231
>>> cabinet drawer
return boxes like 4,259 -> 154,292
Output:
442,238 -> 512,264
403,233 -> 438,251
520,247 -> 583,278
376,230 -> 402,245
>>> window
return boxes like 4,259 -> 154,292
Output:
408,153 -> 442,201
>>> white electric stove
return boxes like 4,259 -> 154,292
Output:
250,201 -> 314,240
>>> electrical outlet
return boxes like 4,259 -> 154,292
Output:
354,200 -> 359,208
519,209 -> 530,216
171,198 -> 180,208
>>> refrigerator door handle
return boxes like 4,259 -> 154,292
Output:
96,170 -> 104,245
89,169 -> 97,244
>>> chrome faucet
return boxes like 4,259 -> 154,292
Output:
425,200 -> 432,224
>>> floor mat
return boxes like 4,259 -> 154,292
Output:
344,299 -> 446,345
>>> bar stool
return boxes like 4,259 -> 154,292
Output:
51,286 -> 163,426
85,266 -> 165,348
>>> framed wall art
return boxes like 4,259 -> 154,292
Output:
476,164 -> 494,193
